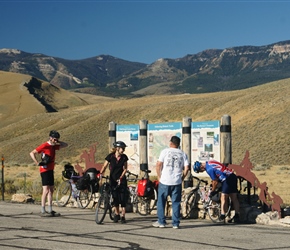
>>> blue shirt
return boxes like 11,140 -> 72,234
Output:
205,160 -> 233,182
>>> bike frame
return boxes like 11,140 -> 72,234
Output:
181,175 -> 232,223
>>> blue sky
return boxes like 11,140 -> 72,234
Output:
1,0 -> 290,64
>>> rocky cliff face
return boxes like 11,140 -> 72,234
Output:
1,40 -> 290,97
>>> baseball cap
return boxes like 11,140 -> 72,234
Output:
170,136 -> 180,146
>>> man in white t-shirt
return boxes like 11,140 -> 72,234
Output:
152,136 -> 189,229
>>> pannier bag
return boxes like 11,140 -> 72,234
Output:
153,180 -> 159,190
137,179 -> 154,197
76,175 -> 90,190
62,163 -> 78,179
84,168 -> 100,181
211,192 -> 220,202
92,181 -> 99,193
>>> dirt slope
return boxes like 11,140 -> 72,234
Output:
0,71 -> 289,167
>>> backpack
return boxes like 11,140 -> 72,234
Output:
38,154 -> 51,166
137,179 -> 154,197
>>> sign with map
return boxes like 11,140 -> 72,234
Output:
116,124 -> 140,174
147,122 -> 182,175
191,120 -> 220,165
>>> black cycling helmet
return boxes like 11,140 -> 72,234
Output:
113,141 -> 127,148
49,130 -> 60,139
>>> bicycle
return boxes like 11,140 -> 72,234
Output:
135,169 -> 158,216
95,175 -> 115,224
56,165 -> 99,209
181,175 -> 232,223
126,170 -> 139,213
95,171 -> 139,224
76,168 -> 100,209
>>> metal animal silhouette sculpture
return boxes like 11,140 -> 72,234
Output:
74,143 -> 102,175
229,150 -> 283,218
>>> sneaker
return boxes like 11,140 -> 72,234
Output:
121,216 -> 126,224
40,212 -> 52,217
219,214 -> 226,221
152,221 -> 165,228
50,211 -> 61,217
233,217 -> 241,224
228,215 -> 241,224
114,214 -> 120,223
172,225 -> 179,229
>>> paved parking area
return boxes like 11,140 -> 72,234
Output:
1,201 -> 290,250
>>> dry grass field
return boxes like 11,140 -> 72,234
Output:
0,70 -> 290,204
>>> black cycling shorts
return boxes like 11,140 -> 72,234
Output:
40,170 -> 54,186
111,179 -> 128,207
222,173 -> 238,194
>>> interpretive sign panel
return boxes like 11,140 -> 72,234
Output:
116,124 -> 140,174
191,120 -> 220,165
147,122 -> 182,175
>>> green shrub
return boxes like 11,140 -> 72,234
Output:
279,166 -> 290,171
254,163 -> 272,171
2,178 -> 17,194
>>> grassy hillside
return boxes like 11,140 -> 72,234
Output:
0,70 -> 289,167
1,71 -> 290,204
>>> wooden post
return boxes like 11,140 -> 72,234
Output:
108,121 -> 116,152
1,156 -> 4,201
182,117 -> 192,188
139,120 -> 148,171
220,115 -> 232,165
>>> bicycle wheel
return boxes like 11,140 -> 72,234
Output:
207,196 -> 232,223
182,190 -> 198,219
132,194 -> 139,213
136,192 -> 156,216
108,193 -> 115,220
56,180 -> 72,207
77,184 -> 93,209
95,192 -> 109,224
136,196 -> 151,216
207,200 -> 221,223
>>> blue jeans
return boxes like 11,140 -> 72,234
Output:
157,182 -> 182,226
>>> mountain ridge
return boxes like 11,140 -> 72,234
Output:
1,40 -> 290,97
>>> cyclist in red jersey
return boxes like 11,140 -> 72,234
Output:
30,130 -> 68,217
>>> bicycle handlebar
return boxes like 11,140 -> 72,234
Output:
140,169 -> 151,174
126,170 -> 138,178
191,175 -> 208,186
126,170 -> 139,182
99,175 -> 110,181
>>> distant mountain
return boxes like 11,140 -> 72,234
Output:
1,40 -> 290,97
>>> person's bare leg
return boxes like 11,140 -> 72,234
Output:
121,207 -> 126,217
220,193 -> 229,215
41,186 -> 49,213
230,193 -> 240,214
47,186 -> 54,212
115,206 -> 120,215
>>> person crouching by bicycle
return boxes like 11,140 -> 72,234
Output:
193,160 -> 241,223
30,130 -> 68,217
99,141 -> 129,223
153,136 -> 189,229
